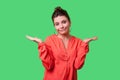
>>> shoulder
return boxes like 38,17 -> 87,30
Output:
45,34 -> 57,42
72,35 -> 83,43
72,36 -> 88,47
46,34 -> 56,40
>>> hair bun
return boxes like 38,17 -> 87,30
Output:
52,6 -> 71,22
54,6 -> 62,11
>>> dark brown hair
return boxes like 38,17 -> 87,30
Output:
52,6 -> 71,22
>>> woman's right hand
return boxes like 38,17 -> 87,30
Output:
26,35 -> 42,43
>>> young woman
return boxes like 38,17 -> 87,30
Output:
26,6 -> 97,80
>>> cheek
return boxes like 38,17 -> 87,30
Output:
54,26 -> 59,30
65,23 -> 70,29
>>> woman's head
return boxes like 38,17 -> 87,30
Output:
52,6 -> 71,23
52,6 -> 71,35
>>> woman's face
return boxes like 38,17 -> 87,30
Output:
53,16 -> 71,35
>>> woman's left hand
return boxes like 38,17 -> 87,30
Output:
83,36 -> 97,43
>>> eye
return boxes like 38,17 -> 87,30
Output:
62,20 -> 66,24
54,22 -> 59,26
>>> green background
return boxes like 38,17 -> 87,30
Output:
0,0 -> 120,80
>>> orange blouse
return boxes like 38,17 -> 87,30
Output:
38,34 -> 89,80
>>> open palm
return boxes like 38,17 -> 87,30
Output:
26,35 -> 42,43
83,36 -> 97,43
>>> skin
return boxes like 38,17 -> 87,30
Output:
53,16 -> 71,37
53,16 -> 71,48
26,15 -> 97,46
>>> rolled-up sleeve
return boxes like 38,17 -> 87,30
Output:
38,37 -> 54,71
74,41 -> 89,70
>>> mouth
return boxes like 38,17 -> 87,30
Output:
59,28 -> 66,31
59,30 -> 66,32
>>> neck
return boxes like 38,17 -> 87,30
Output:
57,33 -> 71,40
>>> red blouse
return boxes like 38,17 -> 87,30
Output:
38,34 -> 89,80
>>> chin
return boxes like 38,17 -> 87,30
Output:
58,30 -> 69,35
59,32 -> 68,35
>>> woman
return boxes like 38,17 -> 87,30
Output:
26,6 -> 97,80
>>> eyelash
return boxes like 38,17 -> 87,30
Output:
55,23 -> 59,26
62,20 -> 66,24
55,20 -> 67,26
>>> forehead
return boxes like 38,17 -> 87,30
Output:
53,16 -> 68,23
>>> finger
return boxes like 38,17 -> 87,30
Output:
92,37 -> 97,40
26,35 -> 34,41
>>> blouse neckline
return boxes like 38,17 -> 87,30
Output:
53,34 -> 74,51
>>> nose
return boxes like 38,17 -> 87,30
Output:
60,24 -> 64,28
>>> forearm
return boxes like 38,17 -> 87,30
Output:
38,43 -> 54,71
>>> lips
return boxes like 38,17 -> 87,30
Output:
59,30 -> 65,31
59,28 -> 66,31
59,30 -> 66,33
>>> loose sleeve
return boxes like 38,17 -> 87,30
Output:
74,41 -> 89,70
38,37 -> 54,71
